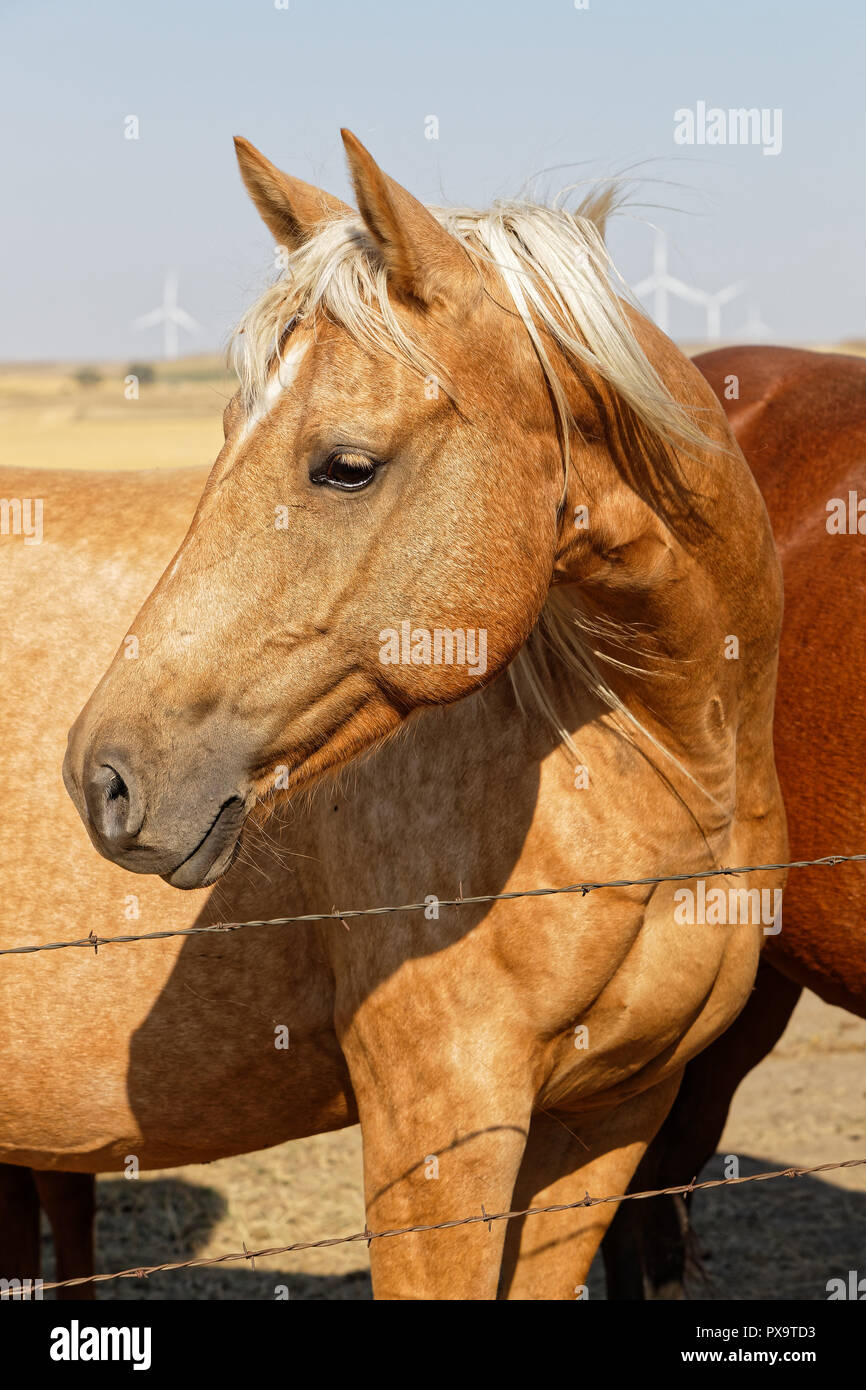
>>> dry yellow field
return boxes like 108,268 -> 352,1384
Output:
0,358 -> 231,473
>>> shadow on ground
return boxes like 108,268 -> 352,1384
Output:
39,1151 -> 864,1300
585,1151 -> 866,1301
41,1177 -> 372,1301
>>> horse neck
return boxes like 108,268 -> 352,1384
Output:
542,345 -> 780,791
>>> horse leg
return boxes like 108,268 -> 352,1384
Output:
32,1171 -> 96,1301
347,1037 -> 534,1299
601,960 -> 802,1299
0,1163 -> 41,1295
498,1074 -> 681,1300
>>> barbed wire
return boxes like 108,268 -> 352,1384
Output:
3,853 -> 862,1296
20,1156 -> 865,1296
1,851 -> 864,959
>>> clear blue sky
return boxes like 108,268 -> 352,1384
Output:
2,0 -> 864,359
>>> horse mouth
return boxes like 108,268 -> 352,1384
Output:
160,796 -> 247,890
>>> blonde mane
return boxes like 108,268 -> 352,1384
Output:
231,189 -> 723,799
233,188 -> 712,456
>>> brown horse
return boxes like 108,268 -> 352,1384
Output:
602,344 -> 866,1298
1,132 -> 785,1300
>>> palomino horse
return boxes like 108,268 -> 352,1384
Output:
603,344 -> 866,1298
2,132 -> 785,1300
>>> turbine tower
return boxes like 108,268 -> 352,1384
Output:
133,273 -> 200,360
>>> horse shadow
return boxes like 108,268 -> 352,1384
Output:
40,1175 -> 372,1301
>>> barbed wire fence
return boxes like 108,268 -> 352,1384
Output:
3,849 -> 865,1298
1,851 -> 864,957
23,1158 -> 866,1296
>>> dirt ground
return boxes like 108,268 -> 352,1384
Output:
36,989 -> 866,1302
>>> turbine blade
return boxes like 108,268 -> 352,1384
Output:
713,282 -> 745,305
661,277 -> 707,307
167,308 -> 201,332
133,308 -> 165,329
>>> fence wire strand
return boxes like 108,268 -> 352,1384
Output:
18,1157 -> 864,1296
1,851 -> 864,958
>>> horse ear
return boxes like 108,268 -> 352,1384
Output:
234,137 -> 351,250
340,128 -> 471,307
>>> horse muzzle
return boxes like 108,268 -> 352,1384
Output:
63,733 -> 252,890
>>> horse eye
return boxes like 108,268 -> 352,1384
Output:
312,451 -> 378,492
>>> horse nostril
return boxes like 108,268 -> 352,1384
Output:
84,757 -> 144,847
95,763 -> 128,805
105,769 -> 127,802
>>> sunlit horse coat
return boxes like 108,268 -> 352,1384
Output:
1,131 -> 785,1299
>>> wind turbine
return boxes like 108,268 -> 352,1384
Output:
633,231 -> 743,341
632,231 -> 707,335
701,282 -> 745,341
133,273 -> 200,360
